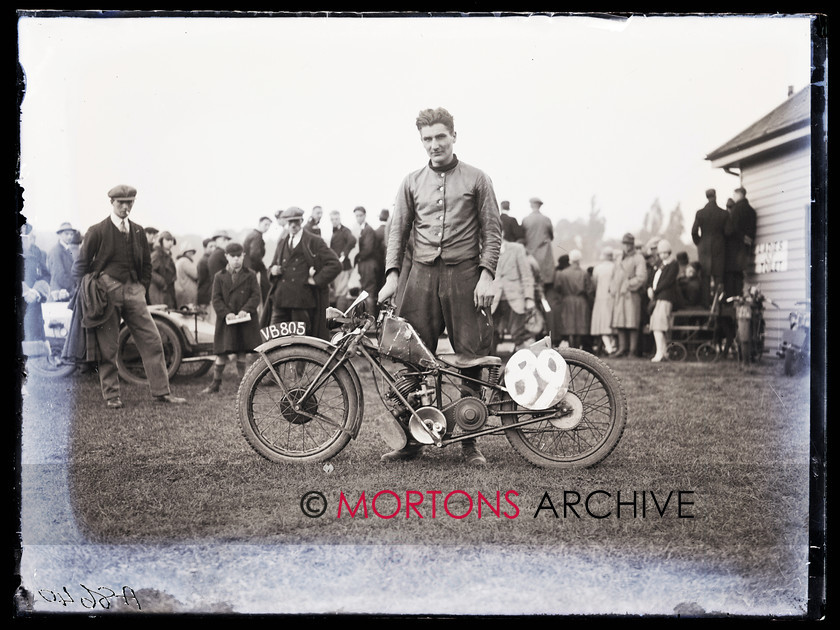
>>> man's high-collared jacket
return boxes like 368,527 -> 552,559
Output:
386,157 -> 502,277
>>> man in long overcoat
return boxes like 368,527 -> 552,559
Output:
242,216 -> 272,305
724,186 -> 757,299
609,232 -> 648,357
690,188 -> 728,306
328,209 -> 357,307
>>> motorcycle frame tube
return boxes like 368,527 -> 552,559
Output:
252,334 -> 365,440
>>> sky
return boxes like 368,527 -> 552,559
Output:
16,12 -> 815,249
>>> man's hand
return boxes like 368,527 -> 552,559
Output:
269,265 -> 282,276
378,270 -> 400,303
524,297 -> 535,312
473,269 -> 495,309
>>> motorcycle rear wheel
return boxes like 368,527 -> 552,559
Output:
501,347 -> 627,469
238,345 -> 359,463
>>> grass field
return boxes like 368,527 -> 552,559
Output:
19,349 -> 814,615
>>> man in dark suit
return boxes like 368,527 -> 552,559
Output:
499,200 -> 525,243
242,216 -> 272,305
690,188 -> 728,306
724,186 -> 758,299
72,185 -> 186,409
353,206 -> 379,316
303,205 -> 324,239
47,221 -> 77,300
328,209 -> 357,307
373,209 -> 390,295
265,207 -> 341,340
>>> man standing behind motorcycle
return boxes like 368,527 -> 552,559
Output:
264,206 -> 341,340
378,106 -> 502,466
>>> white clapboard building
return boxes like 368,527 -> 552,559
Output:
705,85 -> 813,355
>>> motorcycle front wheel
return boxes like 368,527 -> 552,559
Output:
237,345 -> 360,463
501,347 -> 627,469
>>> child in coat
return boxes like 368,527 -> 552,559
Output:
200,242 -> 262,394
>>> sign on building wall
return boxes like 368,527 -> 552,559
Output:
754,239 -> 789,273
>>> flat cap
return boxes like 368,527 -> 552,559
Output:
529,197 -> 543,206
145,226 -> 159,235
282,207 -> 305,221
158,230 -> 177,245
212,230 -> 231,241
569,249 -> 582,263
56,222 -> 75,234
621,232 -> 635,245
225,242 -> 244,256
108,185 -> 137,201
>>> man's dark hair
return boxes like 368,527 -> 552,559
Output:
379,209 -> 390,222
416,107 -> 455,134
259,216 -> 271,223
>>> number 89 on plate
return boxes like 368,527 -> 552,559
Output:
504,347 -> 569,410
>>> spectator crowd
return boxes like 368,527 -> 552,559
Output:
20,181 -> 757,408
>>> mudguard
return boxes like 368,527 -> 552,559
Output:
253,334 -> 365,439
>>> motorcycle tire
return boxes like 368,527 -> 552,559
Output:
25,341 -> 78,379
501,347 -> 627,469
784,347 -> 807,377
115,318 -> 182,386
238,345 -> 360,463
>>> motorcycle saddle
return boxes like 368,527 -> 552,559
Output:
437,353 -> 502,369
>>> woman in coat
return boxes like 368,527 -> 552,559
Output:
554,249 -> 593,349
590,246 -> 617,354
149,231 -> 178,308
174,242 -> 199,308
609,233 -> 648,357
647,239 -> 679,362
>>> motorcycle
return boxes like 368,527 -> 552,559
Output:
777,299 -> 810,376
726,285 -> 777,364
22,300 -> 78,378
22,300 -> 216,382
237,291 -> 627,469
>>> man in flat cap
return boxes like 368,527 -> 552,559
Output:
207,230 -> 233,280
47,221 -> 78,299
522,196 -> 555,295
72,185 -> 186,408
378,106 -> 502,466
608,232 -> 648,358
264,206 -> 341,340
690,188 -> 728,307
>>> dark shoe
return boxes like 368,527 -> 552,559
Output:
380,443 -> 424,463
612,350 -> 628,358
106,397 -> 124,409
154,394 -> 187,404
461,440 -> 487,467
200,382 -> 221,395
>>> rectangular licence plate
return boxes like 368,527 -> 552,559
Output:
259,322 -> 306,342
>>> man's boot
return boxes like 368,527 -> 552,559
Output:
380,441 -> 424,463
461,438 -> 487,466
200,363 -> 224,394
